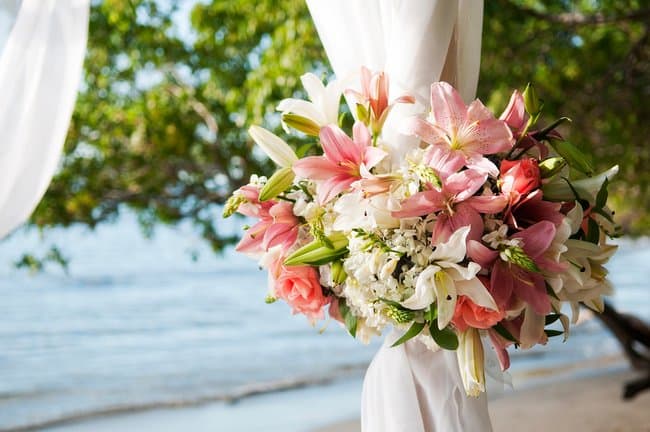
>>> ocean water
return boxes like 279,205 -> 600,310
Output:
0,215 -> 648,431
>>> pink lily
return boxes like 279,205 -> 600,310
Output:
505,189 -> 565,230
489,221 -> 557,315
499,90 -> 548,158
234,186 -> 299,254
392,169 -> 507,243
402,82 -> 514,176
346,66 -> 415,134
292,122 -> 387,204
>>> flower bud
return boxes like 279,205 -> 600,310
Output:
259,167 -> 295,201
456,328 -> 486,397
248,125 -> 298,168
522,83 -> 541,115
281,113 -> 321,137
538,157 -> 566,178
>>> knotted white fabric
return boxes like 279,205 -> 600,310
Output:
306,1 -> 492,430
0,0 -> 89,238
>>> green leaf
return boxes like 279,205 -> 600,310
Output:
492,322 -> 518,343
296,142 -> 314,158
545,313 -> 562,325
535,117 -> 571,139
424,304 -> 438,323
544,329 -> 564,338
586,217 -> 600,244
596,178 -> 609,209
378,297 -> 418,312
429,322 -> 459,350
338,298 -> 357,338
391,321 -> 425,347
549,140 -> 594,175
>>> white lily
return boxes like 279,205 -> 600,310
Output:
542,165 -> 618,203
456,328 -> 486,397
332,191 -> 400,232
277,73 -> 342,130
248,125 -> 298,168
400,226 -> 498,329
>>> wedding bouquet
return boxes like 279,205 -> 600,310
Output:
223,68 -> 619,396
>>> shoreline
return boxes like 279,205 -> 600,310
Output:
31,354 -> 639,432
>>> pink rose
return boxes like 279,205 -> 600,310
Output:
274,265 -> 329,321
500,158 -> 541,197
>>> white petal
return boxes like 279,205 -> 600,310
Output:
519,305 -> 545,349
430,226 -> 470,263
401,265 -> 440,310
276,99 -> 327,126
300,73 -> 325,105
439,261 -> 481,281
248,126 -> 298,168
456,277 -> 497,310
434,270 -> 457,329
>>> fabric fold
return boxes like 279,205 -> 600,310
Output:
306,1 -> 489,430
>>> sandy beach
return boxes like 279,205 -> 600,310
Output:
315,370 -> 650,432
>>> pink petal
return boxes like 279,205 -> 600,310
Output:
446,170 -> 487,201
510,267 -> 551,315
513,191 -> 564,227
536,255 -> 569,273
460,118 -> 514,155
235,221 -> 268,253
430,81 -> 468,132
363,146 -> 387,169
293,156 -> 341,180
392,190 -> 445,218
424,146 -> 465,179
263,223 -> 295,250
488,329 -> 511,371
499,90 -> 527,131
352,121 -> 372,155
448,202 -> 484,242
320,125 -> 359,164
400,116 -> 448,146
467,99 -> 493,122
466,194 -> 509,214
490,261 -> 514,310
511,220 -> 556,259
360,66 -> 372,96
466,157 -> 500,177
467,240 -> 498,268
393,94 -> 416,104
317,175 -> 355,204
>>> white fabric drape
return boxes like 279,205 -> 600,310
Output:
0,0 -> 89,238
306,1 -> 491,431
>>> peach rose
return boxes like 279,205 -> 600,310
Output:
452,295 -> 505,332
274,265 -> 329,321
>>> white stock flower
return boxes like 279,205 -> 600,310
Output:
248,125 -> 298,168
400,227 -> 497,329
332,191 -> 399,232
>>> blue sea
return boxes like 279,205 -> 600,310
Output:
0,214 -> 648,431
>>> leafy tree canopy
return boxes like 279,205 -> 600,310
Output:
27,0 -> 650,261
